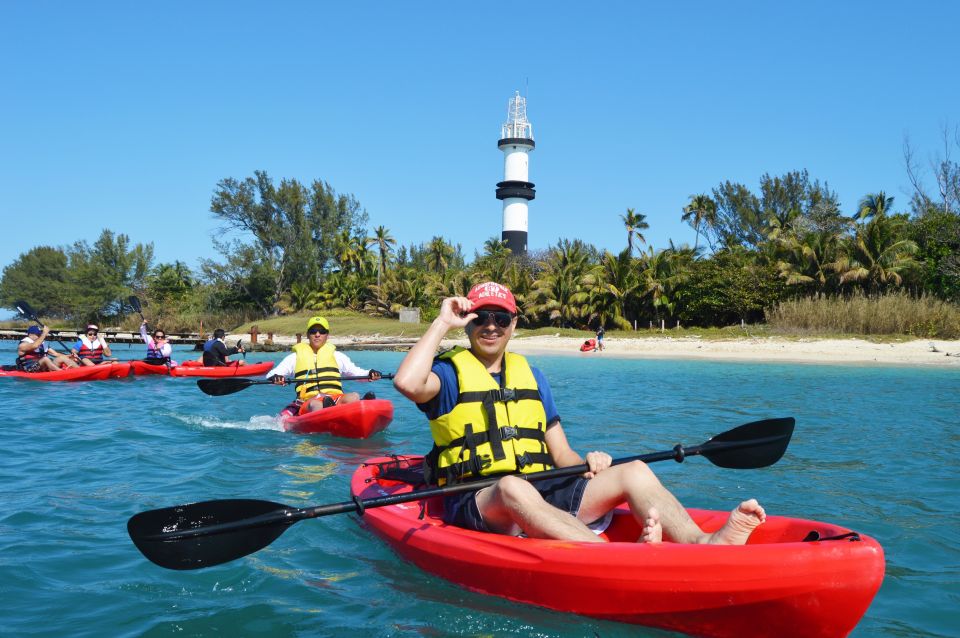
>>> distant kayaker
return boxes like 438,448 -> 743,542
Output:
394,281 -> 767,545
71,324 -> 113,365
267,316 -> 382,416
16,325 -> 79,372
140,320 -> 177,366
202,329 -> 244,366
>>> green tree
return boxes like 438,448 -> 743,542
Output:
67,230 -> 154,321
0,246 -> 71,317
837,211 -> 919,293
682,194 -> 717,251
856,191 -> 895,222
425,236 -> 455,274
621,208 -> 649,255
367,225 -> 396,287
209,171 -> 367,315
908,207 -> 960,301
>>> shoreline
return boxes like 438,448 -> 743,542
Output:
238,332 -> 960,368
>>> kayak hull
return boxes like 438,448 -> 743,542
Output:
169,361 -> 273,378
0,362 -> 125,381
351,456 -> 885,638
129,360 -> 171,376
282,399 -> 393,438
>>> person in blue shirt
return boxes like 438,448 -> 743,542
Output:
394,281 -> 767,546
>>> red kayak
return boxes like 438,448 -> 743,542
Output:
0,362 -> 123,381
282,399 -> 393,438
129,360 -> 172,376
580,338 -> 597,352
351,456 -> 885,638
170,361 -> 274,378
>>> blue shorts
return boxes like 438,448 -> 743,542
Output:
442,474 -> 590,533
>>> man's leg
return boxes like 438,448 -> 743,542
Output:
578,461 -> 765,545
475,475 -> 604,542
338,392 -> 362,405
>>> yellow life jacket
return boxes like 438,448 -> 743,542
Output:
428,347 -> 553,485
293,342 -> 342,400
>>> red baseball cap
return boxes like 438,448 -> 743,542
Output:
467,281 -> 516,314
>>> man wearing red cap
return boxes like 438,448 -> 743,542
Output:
394,281 -> 766,546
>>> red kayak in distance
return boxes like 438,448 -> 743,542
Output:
128,360 -> 172,376
282,399 -> 393,438
170,361 -> 274,378
351,456 -> 885,638
0,361 -> 131,381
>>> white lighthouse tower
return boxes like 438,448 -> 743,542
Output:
497,91 -> 535,256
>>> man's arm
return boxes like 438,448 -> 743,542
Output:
544,423 -> 612,479
394,296 -> 475,404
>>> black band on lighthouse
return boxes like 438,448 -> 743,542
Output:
502,231 -> 528,255
496,181 -> 536,201
498,138 -> 536,150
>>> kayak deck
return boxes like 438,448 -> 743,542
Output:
282,399 -> 393,438
351,456 -> 885,638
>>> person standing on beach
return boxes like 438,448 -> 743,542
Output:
393,281 -> 767,545
267,316 -> 382,415
596,324 -> 605,351
202,329 -> 245,366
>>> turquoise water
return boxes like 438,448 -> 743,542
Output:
1,342 -> 957,637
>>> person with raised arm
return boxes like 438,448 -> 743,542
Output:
393,281 -> 767,545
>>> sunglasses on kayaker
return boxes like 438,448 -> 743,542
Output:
86,330 -> 98,336
307,327 -> 329,335
154,334 -> 166,339
471,310 -> 514,328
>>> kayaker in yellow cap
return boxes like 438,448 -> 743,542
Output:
266,315 -> 382,416
394,281 -> 767,545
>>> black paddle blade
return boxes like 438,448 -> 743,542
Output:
14,300 -> 38,322
196,378 -> 258,396
128,499 -> 292,570
698,417 -> 795,469
127,295 -> 143,313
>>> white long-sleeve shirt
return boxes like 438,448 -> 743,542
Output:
140,324 -> 174,360
266,350 -> 370,380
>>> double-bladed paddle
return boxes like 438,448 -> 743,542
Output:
127,295 -> 146,323
196,373 -> 396,396
127,417 -> 795,570
15,300 -> 75,353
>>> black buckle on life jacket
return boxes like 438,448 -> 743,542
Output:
501,426 -> 518,440
515,452 -> 531,469
492,387 -> 516,402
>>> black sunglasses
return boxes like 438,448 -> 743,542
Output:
86,330 -> 98,335
154,334 -> 166,339
307,327 -> 329,335
471,310 -> 514,328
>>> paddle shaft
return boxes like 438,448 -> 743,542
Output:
141,431 -> 780,543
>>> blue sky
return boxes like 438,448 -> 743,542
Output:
2,2 -> 957,271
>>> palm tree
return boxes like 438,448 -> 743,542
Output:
681,195 -> 717,251
856,192 -> 895,222
425,236 -> 454,274
581,248 -> 639,329
528,240 -> 593,327
621,208 -> 649,255
775,230 -> 843,294
367,225 -> 396,287
837,212 -> 919,293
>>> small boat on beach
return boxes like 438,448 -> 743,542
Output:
351,455 -> 885,638
282,399 -> 393,438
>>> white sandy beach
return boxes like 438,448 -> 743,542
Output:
254,332 -> 960,368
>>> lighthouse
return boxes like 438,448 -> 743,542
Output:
496,91 -> 535,256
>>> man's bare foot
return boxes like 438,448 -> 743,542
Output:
707,499 -> 766,545
638,507 -> 662,544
